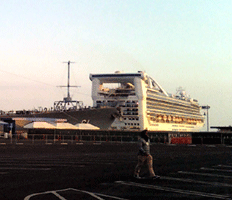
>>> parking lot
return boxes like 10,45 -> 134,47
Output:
0,143 -> 231,199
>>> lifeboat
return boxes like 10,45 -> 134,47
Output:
163,115 -> 167,122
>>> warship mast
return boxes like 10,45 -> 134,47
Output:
54,61 -> 83,111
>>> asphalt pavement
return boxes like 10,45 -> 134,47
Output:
0,143 -> 232,199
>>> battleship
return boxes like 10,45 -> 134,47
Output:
1,64 -> 204,131
0,61 -> 118,130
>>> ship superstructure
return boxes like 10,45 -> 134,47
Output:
90,71 -> 204,131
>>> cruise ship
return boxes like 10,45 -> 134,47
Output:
90,71 -> 205,131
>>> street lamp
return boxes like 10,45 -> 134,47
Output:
201,105 -> 210,132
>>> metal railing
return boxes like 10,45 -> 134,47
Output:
0,130 -> 231,145
0,133 -> 140,145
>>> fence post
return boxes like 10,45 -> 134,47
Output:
54,130 -> 56,144
10,133 -> 13,144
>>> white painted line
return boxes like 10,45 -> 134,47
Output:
213,165 -> 232,169
116,181 -> 231,199
178,171 -> 232,179
93,192 -> 128,200
69,188 -> 128,200
24,188 -> 128,200
24,189 -> 68,200
76,143 -> 84,145
70,189 -> 105,200
51,191 -> 67,200
61,143 -> 68,145
161,176 -> 232,187
188,144 -> 196,147
0,143 -> 6,145
16,143 -> 24,145
201,167 -> 232,173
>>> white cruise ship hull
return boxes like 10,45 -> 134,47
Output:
90,71 -> 205,132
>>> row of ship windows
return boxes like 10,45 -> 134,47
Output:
123,112 -> 138,116
96,100 -> 138,107
123,108 -> 138,111
126,100 -> 138,103
124,117 -> 139,121
122,100 -> 138,107
121,104 -> 138,108
125,123 -> 140,126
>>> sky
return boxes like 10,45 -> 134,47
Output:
0,0 -> 231,131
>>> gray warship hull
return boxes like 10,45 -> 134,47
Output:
2,107 -> 118,130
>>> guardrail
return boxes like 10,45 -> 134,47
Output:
0,131 -> 167,145
0,130 -> 231,145
0,133 -> 140,145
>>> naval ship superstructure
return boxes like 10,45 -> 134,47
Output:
0,61 -> 118,130
90,71 -> 204,131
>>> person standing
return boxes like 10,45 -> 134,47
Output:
134,130 -> 159,179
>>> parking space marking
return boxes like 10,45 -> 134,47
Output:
200,167 -> 232,173
161,176 -> 232,187
24,188 -> 128,200
69,188 -> 124,200
115,181 -> 232,199
178,171 -> 232,178
24,189 -> 68,200
51,191 -> 67,200
213,165 -> 232,169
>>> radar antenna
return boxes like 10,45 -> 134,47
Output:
59,61 -> 79,102
54,61 -> 83,111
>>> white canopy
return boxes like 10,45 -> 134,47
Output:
24,122 -> 56,129
75,123 -> 99,130
52,122 -> 78,129
24,121 -> 99,130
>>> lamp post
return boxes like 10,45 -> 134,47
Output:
202,105 -> 210,132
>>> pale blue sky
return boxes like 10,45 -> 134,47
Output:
0,0 -> 231,131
